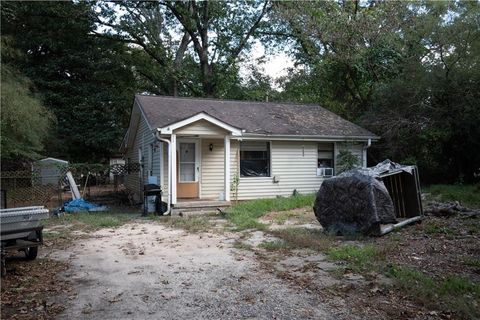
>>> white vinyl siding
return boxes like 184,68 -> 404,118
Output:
201,139 -> 225,199
230,140 -> 366,200
233,141 -> 323,200
175,119 -> 227,136
123,104 -> 161,202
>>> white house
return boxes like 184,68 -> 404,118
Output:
121,95 -> 379,210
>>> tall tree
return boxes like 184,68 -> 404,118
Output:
97,0 -> 272,97
273,0 -> 480,183
1,1 -> 137,161
0,37 -> 53,160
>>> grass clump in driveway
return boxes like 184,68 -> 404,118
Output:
259,240 -> 290,251
227,194 -> 315,231
387,265 -> 480,318
160,216 -> 213,233
327,245 -> 380,273
270,228 -> 334,251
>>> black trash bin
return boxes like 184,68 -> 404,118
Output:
143,184 -> 162,216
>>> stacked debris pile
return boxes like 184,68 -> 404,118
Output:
424,201 -> 480,218
314,160 -> 421,236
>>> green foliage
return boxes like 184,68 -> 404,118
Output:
1,2 -> 137,162
0,38 -> 53,159
387,265 -> 480,318
327,245 -> 380,273
336,149 -> 360,174
259,240 -> 290,251
98,1 -> 273,97
226,194 -> 315,231
424,184 -> 480,209
274,1 -> 480,184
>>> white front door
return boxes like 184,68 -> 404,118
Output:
177,139 -> 200,198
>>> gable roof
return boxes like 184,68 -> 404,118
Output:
135,94 -> 378,139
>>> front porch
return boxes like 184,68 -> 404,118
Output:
157,113 -> 242,210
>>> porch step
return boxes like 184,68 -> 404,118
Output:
171,201 -> 230,216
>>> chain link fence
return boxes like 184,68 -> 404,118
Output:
0,162 -> 141,209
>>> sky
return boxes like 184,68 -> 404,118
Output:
249,41 -> 295,80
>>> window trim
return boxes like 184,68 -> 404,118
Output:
239,141 -> 272,178
317,142 -> 335,177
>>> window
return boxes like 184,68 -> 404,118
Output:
317,143 -> 334,176
240,141 -> 270,177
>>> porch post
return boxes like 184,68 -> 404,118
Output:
171,133 -> 177,205
224,135 -> 231,202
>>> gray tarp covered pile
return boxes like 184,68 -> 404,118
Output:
313,160 -> 409,235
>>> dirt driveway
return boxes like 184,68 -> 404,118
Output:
48,221 -> 347,320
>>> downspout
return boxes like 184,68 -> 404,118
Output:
363,138 -> 372,168
155,130 -> 171,216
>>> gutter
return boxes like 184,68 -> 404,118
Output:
154,131 -> 171,216
238,133 -> 380,141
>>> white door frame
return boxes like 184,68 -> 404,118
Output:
176,138 -> 202,198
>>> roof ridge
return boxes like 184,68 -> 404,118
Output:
135,93 -> 331,110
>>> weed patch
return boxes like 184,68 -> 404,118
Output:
387,265 -> 480,318
232,240 -> 253,250
259,240 -> 290,251
424,184 -> 480,208
227,194 -> 315,230
270,228 -> 334,251
160,216 -> 213,233
327,245 -> 381,273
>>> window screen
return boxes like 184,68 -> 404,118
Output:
318,143 -> 334,167
240,141 -> 270,177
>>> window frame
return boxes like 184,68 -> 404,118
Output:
317,143 -> 335,177
239,141 -> 272,178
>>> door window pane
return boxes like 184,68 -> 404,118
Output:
179,143 -> 196,182
180,143 -> 195,162
180,163 -> 195,182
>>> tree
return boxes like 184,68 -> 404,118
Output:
0,38 -> 53,160
1,1 -> 137,162
97,0 -> 272,97
272,0 -> 480,183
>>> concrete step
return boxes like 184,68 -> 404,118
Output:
171,200 -> 230,216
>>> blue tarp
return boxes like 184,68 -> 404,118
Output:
64,198 -> 108,213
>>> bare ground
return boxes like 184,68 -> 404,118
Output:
3,206 -> 478,320
46,222 -> 354,320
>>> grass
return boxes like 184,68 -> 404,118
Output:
232,240 -> 253,250
327,244 -> 381,273
423,221 -> 454,236
387,265 -> 480,318
424,184 -> 480,208
269,228 -> 334,251
226,194 -> 315,230
42,211 -> 136,242
259,240 -> 290,251
462,258 -> 480,268
44,211 -> 135,231
159,216 -> 213,233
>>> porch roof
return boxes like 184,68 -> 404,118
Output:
136,95 -> 379,139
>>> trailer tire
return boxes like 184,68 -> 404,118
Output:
24,247 -> 38,260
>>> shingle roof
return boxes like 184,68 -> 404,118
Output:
135,94 -> 378,138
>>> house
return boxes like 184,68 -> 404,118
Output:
121,95 -> 379,210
